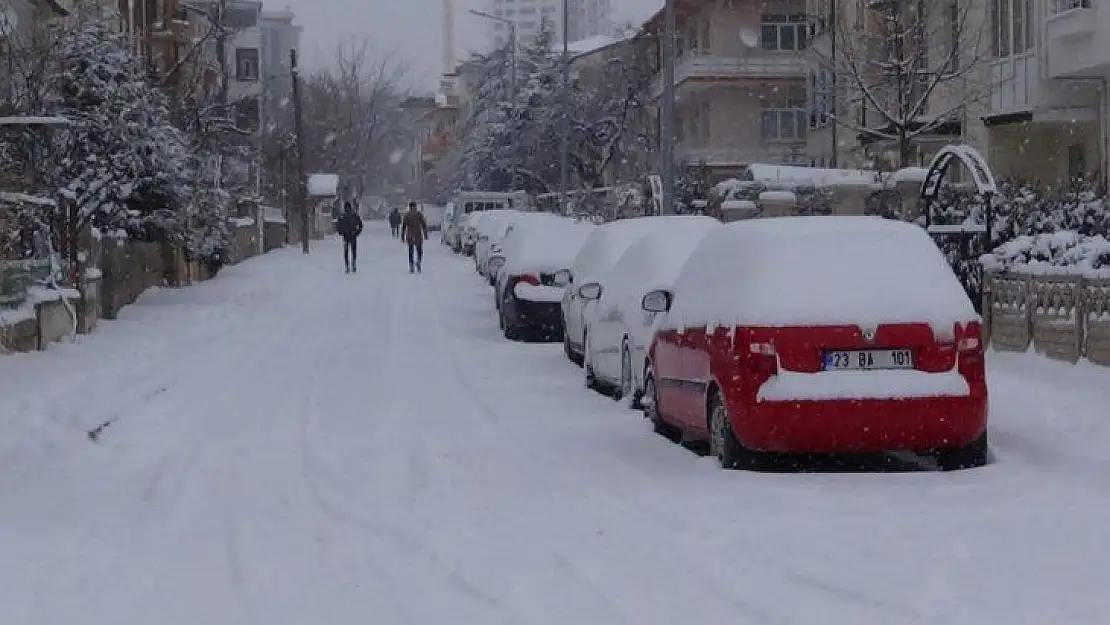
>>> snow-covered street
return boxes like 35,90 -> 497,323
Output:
1,224 -> 1108,624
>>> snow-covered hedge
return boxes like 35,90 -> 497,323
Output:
981,232 -> 1110,278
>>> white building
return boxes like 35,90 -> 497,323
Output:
983,0 -> 1105,184
259,10 -> 302,129
485,0 -> 611,48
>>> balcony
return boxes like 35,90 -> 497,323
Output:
649,52 -> 806,100
1044,4 -> 1110,78
989,54 -> 1100,120
676,144 -> 809,167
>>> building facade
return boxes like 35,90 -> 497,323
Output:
485,0 -> 611,49
642,0 -> 810,182
983,0 -> 1104,184
259,10 -> 301,131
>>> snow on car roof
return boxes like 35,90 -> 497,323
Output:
571,216 -> 699,282
502,216 -> 596,275
665,216 -> 978,338
601,216 -> 721,310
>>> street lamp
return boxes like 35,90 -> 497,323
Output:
470,9 -> 518,192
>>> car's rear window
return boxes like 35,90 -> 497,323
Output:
666,216 -> 978,338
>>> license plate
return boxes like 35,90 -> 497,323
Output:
824,349 -> 914,370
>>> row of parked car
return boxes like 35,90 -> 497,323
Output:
447,208 -> 990,472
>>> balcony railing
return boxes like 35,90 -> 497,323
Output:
675,144 -> 809,167
649,52 -> 807,99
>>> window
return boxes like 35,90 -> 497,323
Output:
760,89 -> 807,141
1054,0 -> 1091,12
991,0 -> 1033,59
235,48 -> 260,81
760,14 -> 808,51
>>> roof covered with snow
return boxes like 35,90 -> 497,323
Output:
568,34 -> 626,58
306,174 -> 339,197
664,216 -> 978,335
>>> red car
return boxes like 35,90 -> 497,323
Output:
641,216 -> 989,471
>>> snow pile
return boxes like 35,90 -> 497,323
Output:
758,369 -> 971,402
981,232 -> 1110,278
306,174 -> 339,197
601,217 -> 721,315
665,216 -> 978,336
745,164 -> 881,188
502,216 -> 595,275
572,216 -> 697,284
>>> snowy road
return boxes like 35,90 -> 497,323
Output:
1,225 -> 1108,624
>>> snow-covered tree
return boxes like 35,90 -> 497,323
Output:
297,42 -> 408,201
47,19 -> 193,237
812,0 -> 993,167
563,39 -> 653,191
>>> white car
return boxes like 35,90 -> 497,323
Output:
559,217 -> 689,367
575,216 -> 721,404
490,215 -> 594,340
475,210 -> 520,281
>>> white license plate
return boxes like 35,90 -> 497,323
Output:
824,349 -> 914,370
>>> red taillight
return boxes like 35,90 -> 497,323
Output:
515,274 -> 540,286
746,341 -> 779,377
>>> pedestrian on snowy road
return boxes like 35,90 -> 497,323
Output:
400,201 -> 428,273
388,207 -> 402,238
336,201 -> 364,273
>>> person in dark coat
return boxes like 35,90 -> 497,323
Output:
400,201 -> 428,273
336,201 -> 364,273
388,207 -> 402,238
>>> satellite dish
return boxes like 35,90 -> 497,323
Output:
738,27 -> 759,48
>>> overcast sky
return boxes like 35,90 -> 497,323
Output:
277,0 -> 660,91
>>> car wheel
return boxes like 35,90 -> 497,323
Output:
708,390 -> 757,470
583,333 -> 600,391
564,331 -> 583,367
614,341 -> 633,403
643,369 -> 679,441
934,432 -> 989,471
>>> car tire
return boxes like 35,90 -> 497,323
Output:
583,333 -> 600,391
643,369 -> 679,441
934,432 -> 989,471
564,332 -> 583,367
614,341 -> 633,403
708,390 -> 758,470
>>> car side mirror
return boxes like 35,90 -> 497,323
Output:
553,269 -> 572,287
488,255 -> 505,273
641,289 -> 672,313
577,282 -> 602,300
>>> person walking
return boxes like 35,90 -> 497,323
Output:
336,201 -> 364,273
400,201 -> 428,273
388,207 -> 402,238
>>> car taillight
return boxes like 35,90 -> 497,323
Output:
747,341 -> 779,376
958,337 -> 981,352
515,274 -> 540,286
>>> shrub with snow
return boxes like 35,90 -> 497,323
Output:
981,232 -> 1110,278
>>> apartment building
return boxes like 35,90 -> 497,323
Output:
259,10 -> 302,130
642,0 -> 810,182
1,0 -> 70,108
486,0 -> 611,49
803,0 -> 986,170
984,0 -> 1104,183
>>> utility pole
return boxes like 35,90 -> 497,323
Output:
290,47 -> 310,254
829,1 -> 838,168
660,0 -> 676,215
508,20 -> 518,191
559,0 -> 570,212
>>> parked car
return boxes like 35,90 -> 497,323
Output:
441,203 -> 457,245
642,216 -> 989,471
560,217 -> 681,367
575,216 -> 721,404
475,210 -> 520,281
492,216 -> 595,341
